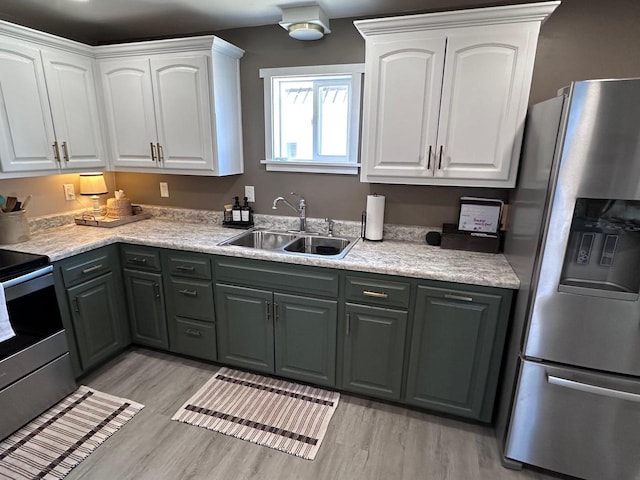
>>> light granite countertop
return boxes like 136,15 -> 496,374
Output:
3,213 -> 520,289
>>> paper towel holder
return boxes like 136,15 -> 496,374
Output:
360,210 -> 384,242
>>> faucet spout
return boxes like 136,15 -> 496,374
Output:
272,193 -> 307,232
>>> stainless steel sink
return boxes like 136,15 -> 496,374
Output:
218,228 -> 359,259
219,230 -> 298,249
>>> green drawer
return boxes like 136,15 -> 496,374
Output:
170,317 -> 217,361
121,245 -> 161,272
168,277 -> 215,322
165,251 -> 212,280
214,256 -> 338,298
61,248 -> 114,287
345,275 -> 411,309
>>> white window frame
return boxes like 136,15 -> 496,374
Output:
259,64 -> 364,175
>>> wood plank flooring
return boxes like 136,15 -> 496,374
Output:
64,347 -> 567,480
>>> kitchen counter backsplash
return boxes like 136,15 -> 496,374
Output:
16,205 -> 517,289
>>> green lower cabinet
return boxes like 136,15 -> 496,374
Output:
123,268 -> 168,349
216,283 -> 338,386
405,284 -> 509,422
274,293 -> 337,387
342,303 -> 407,400
67,272 -> 127,371
215,283 -> 274,374
170,317 -> 217,361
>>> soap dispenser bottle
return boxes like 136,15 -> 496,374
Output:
232,196 -> 242,222
241,197 -> 252,223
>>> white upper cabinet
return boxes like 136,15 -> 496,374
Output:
96,37 -> 244,176
356,2 -> 560,187
0,22 -> 106,177
41,50 -> 105,169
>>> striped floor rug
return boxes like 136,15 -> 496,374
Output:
172,367 -> 340,460
0,386 -> 144,480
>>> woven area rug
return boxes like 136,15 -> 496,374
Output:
172,367 -> 340,460
0,385 -> 144,480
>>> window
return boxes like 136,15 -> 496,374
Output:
260,64 -> 364,174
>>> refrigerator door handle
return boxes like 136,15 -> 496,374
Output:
547,375 -> 640,403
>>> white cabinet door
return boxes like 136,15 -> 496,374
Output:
435,25 -> 537,185
100,58 -> 159,168
360,34 -> 446,182
41,50 -> 106,170
150,56 -> 214,171
0,41 -> 57,172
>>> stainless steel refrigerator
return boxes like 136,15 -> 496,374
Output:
497,78 -> 640,480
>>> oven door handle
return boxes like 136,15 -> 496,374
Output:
2,265 -> 53,289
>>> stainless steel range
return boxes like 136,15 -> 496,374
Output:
0,249 -> 76,440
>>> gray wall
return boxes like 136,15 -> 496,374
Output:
3,0 -> 640,223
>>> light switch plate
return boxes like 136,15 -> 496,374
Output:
160,182 -> 169,198
244,185 -> 255,202
63,184 -> 75,201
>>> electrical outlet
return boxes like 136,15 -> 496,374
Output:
244,185 -> 255,202
160,182 -> 169,198
63,184 -> 75,201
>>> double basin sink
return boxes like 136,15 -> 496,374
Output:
218,228 -> 359,259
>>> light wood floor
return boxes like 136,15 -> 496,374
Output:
65,347 -> 566,480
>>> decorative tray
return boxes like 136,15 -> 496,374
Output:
74,210 -> 151,228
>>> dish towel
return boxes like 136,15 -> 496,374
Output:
0,283 -> 16,343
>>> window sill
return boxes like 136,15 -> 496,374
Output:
260,160 -> 360,175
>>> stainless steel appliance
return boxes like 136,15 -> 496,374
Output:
496,78 -> 640,480
0,249 -> 76,440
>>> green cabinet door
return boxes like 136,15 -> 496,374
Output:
215,283 -> 274,374
67,272 -> 126,371
123,268 -> 168,349
405,285 -> 505,421
342,303 -> 407,400
274,293 -> 337,387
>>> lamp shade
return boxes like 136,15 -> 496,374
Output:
79,172 -> 108,196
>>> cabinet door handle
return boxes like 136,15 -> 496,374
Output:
346,313 -> 351,336
130,257 -> 147,265
157,143 -> 164,162
52,142 -> 61,163
153,283 -> 160,299
274,302 -> 280,322
81,264 -> 103,274
444,293 -> 473,302
150,142 -> 157,162
186,329 -> 202,338
179,289 -> 198,297
175,265 -> 195,272
427,145 -> 432,170
72,297 -> 80,314
62,141 -> 70,162
438,145 -> 443,169
363,290 -> 388,299
265,301 -> 271,322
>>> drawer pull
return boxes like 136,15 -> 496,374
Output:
179,289 -> 198,297
363,290 -> 388,299
185,329 -> 202,338
81,264 -> 103,274
130,257 -> 148,265
548,375 -> 640,402
444,293 -> 473,302
175,265 -> 195,272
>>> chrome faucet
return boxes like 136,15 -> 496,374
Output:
272,192 -> 306,232
325,218 -> 334,237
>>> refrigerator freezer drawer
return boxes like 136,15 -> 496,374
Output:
506,360 -> 640,480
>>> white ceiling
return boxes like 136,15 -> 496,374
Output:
0,0 -> 527,45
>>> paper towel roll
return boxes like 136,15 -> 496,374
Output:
365,194 -> 385,241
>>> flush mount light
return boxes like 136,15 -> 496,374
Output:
280,5 -> 331,41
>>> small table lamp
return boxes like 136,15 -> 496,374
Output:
79,172 -> 108,217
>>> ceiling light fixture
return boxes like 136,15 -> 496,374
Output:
280,5 -> 331,41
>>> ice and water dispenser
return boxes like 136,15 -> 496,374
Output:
559,198 -> 640,300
